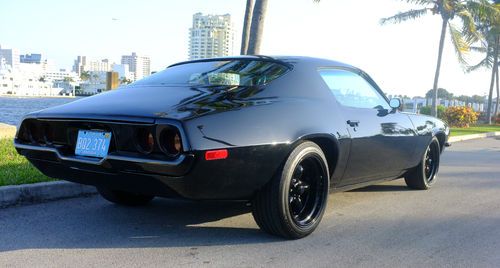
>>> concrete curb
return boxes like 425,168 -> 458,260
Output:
448,131 -> 500,143
0,181 -> 97,208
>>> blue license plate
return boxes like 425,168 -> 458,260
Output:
75,130 -> 112,158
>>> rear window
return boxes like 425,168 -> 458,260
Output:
132,60 -> 290,87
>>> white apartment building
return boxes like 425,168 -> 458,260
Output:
0,45 -> 20,71
0,60 -> 62,96
188,13 -> 234,60
121,52 -> 150,81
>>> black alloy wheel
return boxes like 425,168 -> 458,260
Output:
288,156 -> 327,228
405,137 -> 441,190
252,141 -> 330,239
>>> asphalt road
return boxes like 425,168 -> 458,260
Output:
1,137 -> 499,267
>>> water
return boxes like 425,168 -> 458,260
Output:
0,96 -> 80,126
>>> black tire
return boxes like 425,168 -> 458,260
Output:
404,137 -> 441,190
252,141 -> 330,239
97,187 -> 154,206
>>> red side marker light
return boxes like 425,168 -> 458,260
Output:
205,149 -> 228,161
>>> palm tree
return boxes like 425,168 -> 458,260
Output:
242,1 -> 321,55
247,0 -> 269,55
467,1 -> 500,124
241,0 -> 254,54
381,0 -> 496,117
496,63 -> 500,117
80,71 -> 91,81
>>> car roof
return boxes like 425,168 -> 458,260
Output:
168,55 -> 356,70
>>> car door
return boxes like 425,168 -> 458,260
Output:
318,68 -> 417,185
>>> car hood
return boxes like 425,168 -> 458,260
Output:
33,85 -> 272,123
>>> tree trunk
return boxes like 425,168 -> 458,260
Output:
495,63 -> 499,120
247,0 -> 269,55
431,18 -> 448,117
486,36 -> 499,125
240,0 -> 254,55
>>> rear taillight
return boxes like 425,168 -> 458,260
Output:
159,127 -> 183,156
27,121 -> 45,144
42,122 -> 54,144
135,128 -> 154,154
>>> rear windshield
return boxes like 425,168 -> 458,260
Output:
132,60 -> 290,87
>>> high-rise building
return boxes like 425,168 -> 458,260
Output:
188,13 -> 234,60
72,56 -> 87,75
72,56 -> 112,76
0,45 -> 20,70
121,52 -> 150,81
20,53 -> 42,64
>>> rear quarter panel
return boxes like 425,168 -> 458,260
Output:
406,113 -> 449,167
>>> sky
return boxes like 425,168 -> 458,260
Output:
0,0 -> 493,97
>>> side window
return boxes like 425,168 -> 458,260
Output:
318,69 -> 390,110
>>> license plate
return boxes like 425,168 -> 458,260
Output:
75,130 -> 112,158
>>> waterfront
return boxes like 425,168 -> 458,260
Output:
0,96 -> 80,126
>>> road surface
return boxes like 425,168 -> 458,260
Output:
1,137 -> 499,267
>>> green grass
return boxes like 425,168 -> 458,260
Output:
0,138 -> 54,187
450,125 -> 500,137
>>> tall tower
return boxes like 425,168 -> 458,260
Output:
0,45 -> 20,70
189,13 -> 234,60
121,52 -> 151,81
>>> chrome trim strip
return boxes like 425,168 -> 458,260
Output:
14,141 -> 186,166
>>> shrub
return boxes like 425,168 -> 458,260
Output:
419,105 -> 446,119
494,115 -> 500,124
442,106 -> 478,127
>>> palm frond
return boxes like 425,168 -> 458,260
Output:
457,9 -> 482,43
380,8 -> 430,25
466,56 -> 493,72
469,46 -> 488,53
402,0 -> 434,4
466,0 -> 500,22
448,23 -> 470,66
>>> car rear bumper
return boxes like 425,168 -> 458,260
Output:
15,142 -> 192,176
15,141 -> 289,200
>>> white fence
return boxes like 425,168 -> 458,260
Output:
390,97 -> 494,114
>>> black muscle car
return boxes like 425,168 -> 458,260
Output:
14,56 -> 449,239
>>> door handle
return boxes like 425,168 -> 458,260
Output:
347,120 -> 360,127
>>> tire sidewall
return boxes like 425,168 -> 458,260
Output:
278,142 -> 330,236
420,137 -> 440,188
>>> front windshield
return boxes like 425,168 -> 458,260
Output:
132,59 -> 290,87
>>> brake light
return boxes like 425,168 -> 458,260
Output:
205,149 -> 228,160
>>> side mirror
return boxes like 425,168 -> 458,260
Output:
389,98 -> 402,110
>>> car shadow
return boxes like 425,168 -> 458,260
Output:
0,197 -> 284,252
350,182 -> 410,192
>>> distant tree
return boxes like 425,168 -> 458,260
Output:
425,88 -> 454,100
80,71 -> 90,81
120,78 -> 133,85
456,94 -> 485,103
381,0 -> 498,117
63,77 -> 74,83
420,105 -> 447,118
38,76 -> 46,82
